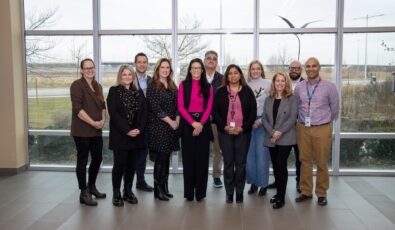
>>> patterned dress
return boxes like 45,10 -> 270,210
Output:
146,83 -> 180,157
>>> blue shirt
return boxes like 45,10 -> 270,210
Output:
136,72 -> 149,96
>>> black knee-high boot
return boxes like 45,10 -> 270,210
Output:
162,157 -> 173,198
154,162 -> 169,201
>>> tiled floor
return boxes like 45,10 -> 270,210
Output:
0,171 -> 394,230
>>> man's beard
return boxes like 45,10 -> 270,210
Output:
290,73 -> 301,81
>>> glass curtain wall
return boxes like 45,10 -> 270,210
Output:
24,0 -> 395,173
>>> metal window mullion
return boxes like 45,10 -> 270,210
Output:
253,0 -> 259,59
332,0 -> 345,176
172,0 -> 179,173
93,0 -> 101,82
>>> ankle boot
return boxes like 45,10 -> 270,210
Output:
112,189 -> 124,207
154,163 -> 169,201
88,184 -> 106,199
80,189 -> 97,206
123,183 -> 138,204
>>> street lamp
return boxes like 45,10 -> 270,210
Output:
277,16 -> 321,61
353,14 -> 384,80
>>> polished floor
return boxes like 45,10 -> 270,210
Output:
0,171 -> 394,230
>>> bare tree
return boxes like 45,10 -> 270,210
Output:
25,7 -> 58,64
143,17 -> 208,64
70,40 -> 89,77
267,46 -> 292,72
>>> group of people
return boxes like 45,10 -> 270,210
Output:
70,50 -> 339,210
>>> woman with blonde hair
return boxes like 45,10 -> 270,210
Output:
107,65 -> 147,206
245,60 -> 271,196
262,72 -> 298,209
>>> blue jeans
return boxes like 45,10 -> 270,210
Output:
246,123 -> 270,187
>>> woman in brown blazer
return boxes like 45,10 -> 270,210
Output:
70,58 -> 106,206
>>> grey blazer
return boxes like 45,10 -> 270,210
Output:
262,95 -> 298,147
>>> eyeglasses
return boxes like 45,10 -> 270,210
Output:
83,67 -> 95,71
191,67 -> 202,70
289,67 -> 301,71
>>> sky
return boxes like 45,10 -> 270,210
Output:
24,0 -> 395,66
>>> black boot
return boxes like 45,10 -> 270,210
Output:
112,189 -> 124,207
162,158 -> 173,198
123,183 -> 138,204
248,184 -> 258,194
154,162 -> 169,201
80,188 -> 97,206
88,184 -> 106,199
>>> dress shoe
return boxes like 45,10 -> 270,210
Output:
270,195 -> 278,204
266,182 -> 276,189
136,182 -> 154,192
236,194 -> 243,203
258,187 -> 267,196
272,200 -> 285,209
88,185 -> 106,199
80,189 -> 97,206
123,190 -> 138,204
112,189 -> 124,207
295,194 -> 313,203
318,197 -> 328,206
226,194 -> 233,203
296,183 -> 301,193
196,197 -> 205,202
248,184 -> 258,194
186,197 -> 194,202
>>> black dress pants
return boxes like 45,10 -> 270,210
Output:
112,149 -> 139,189
292,144 -> 301,184
218,132 -> 251,196
73,136 -> 103,190
134,132 -> 149,185
269,145 -> 292,201
181,121 -> 210,200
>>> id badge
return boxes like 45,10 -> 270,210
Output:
305,117 -> 311,127
230,122 -> 236,128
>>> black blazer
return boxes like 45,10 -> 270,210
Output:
107,85 -> 147,150
210,71 -> 223,96
212,85 -> 257,133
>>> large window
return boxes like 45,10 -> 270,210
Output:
24,0 -> 395,173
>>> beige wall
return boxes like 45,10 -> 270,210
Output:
0,0 -> 28,173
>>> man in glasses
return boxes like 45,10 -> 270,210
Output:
294,57 -> 339,206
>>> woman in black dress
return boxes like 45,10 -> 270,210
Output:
147,58 -> 180,201
107,65 -> 147,206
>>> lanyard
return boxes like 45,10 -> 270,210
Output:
305,78 -> 321,116
228,86 -> 240,120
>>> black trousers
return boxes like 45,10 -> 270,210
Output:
181,121 -> 210,200
292,144 -> 301,184
112,149 -> 139,189
218,132 -> 251,196
73,136 -> 103,190
134,133 -> 149,185
269,145 -> 292,201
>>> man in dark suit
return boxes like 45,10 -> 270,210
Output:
204,50 -> 224,188
289,60 -> 304,193
267,60 -> 304,193
133,52 -> 153,192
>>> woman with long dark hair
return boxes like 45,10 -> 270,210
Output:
212,64 -> 256,203
178,58 -> 213,201
70,58 -> 106,206
107,65 -> 147,206
147,58 -> 180,201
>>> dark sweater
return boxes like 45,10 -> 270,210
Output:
212,85 -> 257,133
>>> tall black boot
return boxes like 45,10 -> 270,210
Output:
112,189 -> 124,207
123,182 -> 138,204
162,158 -> 173,198
80,188 -> 97,206
154,162 -> 169,201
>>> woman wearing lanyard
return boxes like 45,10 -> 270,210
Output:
245,60 -> 271,196
212,64 -> 256,203
262,72 -> 298,209
107,65 -> 147,207
178,58 -> 213,202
